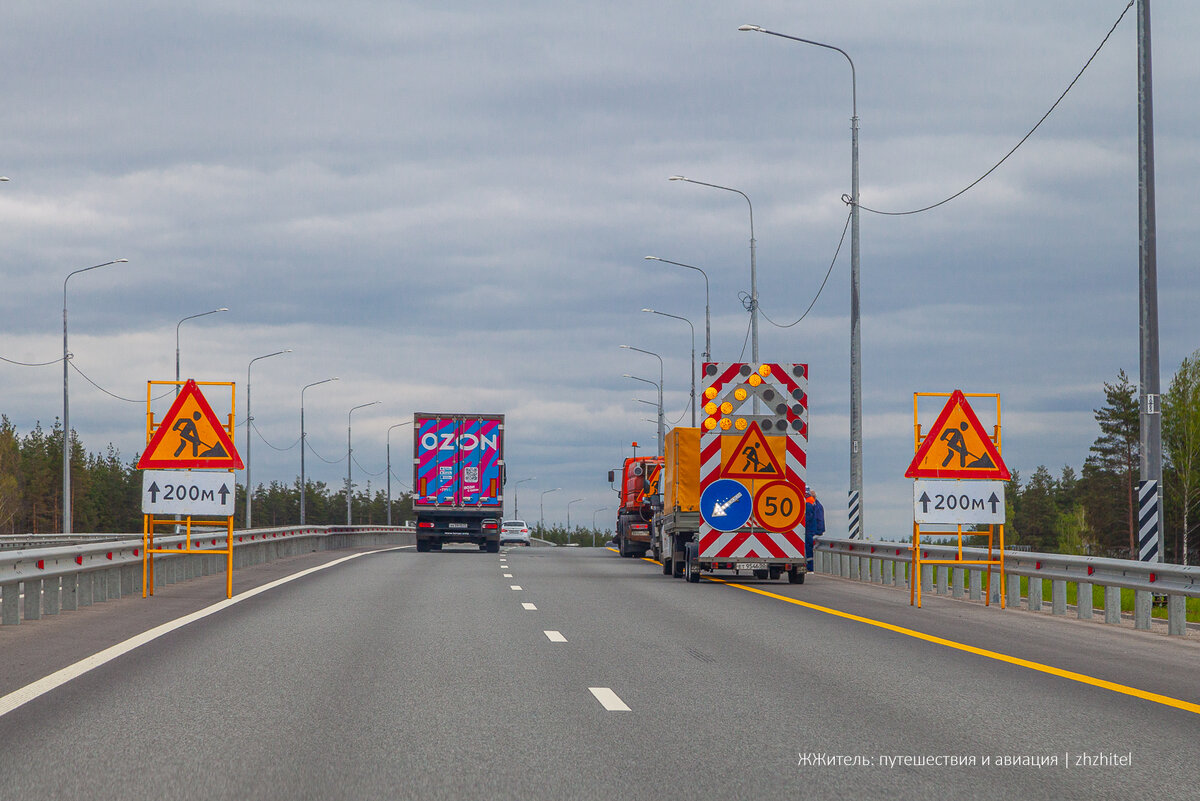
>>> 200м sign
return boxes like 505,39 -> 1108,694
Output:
912,479 -> 1005,525
141,470 -> 236,517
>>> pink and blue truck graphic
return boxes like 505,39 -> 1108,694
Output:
412,413 -> 505,552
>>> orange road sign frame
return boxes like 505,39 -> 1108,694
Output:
137,379 -> 243,469
905,390 -> 1009,479
720,421 -> 785,480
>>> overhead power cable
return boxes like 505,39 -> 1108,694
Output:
860,0 -> 1135,216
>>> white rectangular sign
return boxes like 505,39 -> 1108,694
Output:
141,470 -> 236,516
913,479 -> 1005,525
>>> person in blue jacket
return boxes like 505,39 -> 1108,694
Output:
804,487 -> 825,573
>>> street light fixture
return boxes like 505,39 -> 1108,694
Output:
62,259 -> 128,534
245,349 -> 292,528
347,401 -> 380,525
591,507 -> 608,548
514,476 -> 536,518
739,23 -> 864,538
621,345 -> 665,457
643,308 -> 696,427
624,374 -> 663,457
300,377 -> 338,524
176,308 -> 229,394
567,497 -> 584,536
668,176 -> 757,365
645,256 -> 710,362
386,421 -> 413,526
540,487 -> 561,533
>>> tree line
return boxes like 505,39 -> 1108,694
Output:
1006,352 -> 1200,564
0,416 -> 412,535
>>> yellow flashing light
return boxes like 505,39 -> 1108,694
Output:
759,364 -> 772,376
748,374 -> 762,387
735,418 -> 748,431
719,417 -> 732,430
704,418 -> 717,431
720,401 -> 733,414
704,402 -> 718,415
734,387 -> 747,401
704,386 -> 719,400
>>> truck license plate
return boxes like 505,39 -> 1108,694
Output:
448,522 -> 468,529
739,562 -> 768,570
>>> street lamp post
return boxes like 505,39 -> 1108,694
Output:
739,24 -> 864,539
347,402 -> 380,525
63,259 -> 127,534
245,349 -> 291,528
540,487 -> 561,534
621,345 -> 665,457
567,498 -> 584,541
514,476 -> 536,518
643,309 -> 696,427
386,421 -> 413,526
592,507 -> 608,548
644,257 -> 710,363
624,374 -> 663,457
176,308 -> 229,393
300,378 -> 338,524
669,176 -> 756,364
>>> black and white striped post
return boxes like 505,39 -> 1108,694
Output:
848,490 -> 861,539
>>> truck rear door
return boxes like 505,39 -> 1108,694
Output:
458,417 -> 503,508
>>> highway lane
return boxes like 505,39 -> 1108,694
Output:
1,546 -> 1198,800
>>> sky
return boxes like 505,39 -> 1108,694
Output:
1,1 -> 1197,537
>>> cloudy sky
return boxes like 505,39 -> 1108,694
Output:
1,1 -> 1197,537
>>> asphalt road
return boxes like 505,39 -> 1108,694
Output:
1,545 -> 1198,800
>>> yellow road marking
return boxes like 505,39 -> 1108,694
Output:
705,577 -> 1200,716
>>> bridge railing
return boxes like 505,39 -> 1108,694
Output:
0,525 -> 414,626
814,536 -> 1200,636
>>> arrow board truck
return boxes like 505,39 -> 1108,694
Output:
413,413 -> 505,552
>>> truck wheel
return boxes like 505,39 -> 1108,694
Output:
431,541 -> 442,551
769,566 -> 782,581
752,569 -> 768,579
661,556 -> 672,575
486,540 -> 500,553
618,539 -> 632,558
479,543 -> 487,551
672,554 -> 685,578
789,568 -> 805,584
685,543 -> 700,583
416,539 -> 429,553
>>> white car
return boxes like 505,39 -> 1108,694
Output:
500,520 -> 532,546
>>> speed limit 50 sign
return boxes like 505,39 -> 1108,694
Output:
753,480 -> 805,533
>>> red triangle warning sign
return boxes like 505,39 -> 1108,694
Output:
720,421 -> 785,480
137,380 -> 243,469
905,390 -> 1009,479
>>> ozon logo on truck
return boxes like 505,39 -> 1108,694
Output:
421,431 -> 500,452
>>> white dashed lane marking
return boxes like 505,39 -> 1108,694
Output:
589,687 -> 631,711
510,585 -> 522,591
522,603 -> 537,610
544,630 -> 567,642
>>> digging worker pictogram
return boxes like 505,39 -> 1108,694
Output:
741,442 -> 776,474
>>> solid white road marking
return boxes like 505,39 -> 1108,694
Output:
544,630 -> 567,642
0,547 -> 405,721
522,603 -> 537,610
510,585 -> 522,590
589,687 -> 631,711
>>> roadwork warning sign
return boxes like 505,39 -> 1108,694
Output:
905,390 -> 1009,480
137,379 -> 243,470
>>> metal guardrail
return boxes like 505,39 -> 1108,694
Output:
0,525 -> 414,626
814,536 -> 1200,636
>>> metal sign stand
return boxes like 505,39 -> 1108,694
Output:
909,392 -> 1007,609
140,380 -> 240,600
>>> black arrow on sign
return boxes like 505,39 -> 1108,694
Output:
148,482 -> 160,502
918,492 -> 931,513
219,484 -> 230,504
988,492 -> 1000,514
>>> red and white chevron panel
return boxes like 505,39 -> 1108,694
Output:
699,363 -> 808,559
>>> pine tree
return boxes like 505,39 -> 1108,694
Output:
1084,370 -> 1139,557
